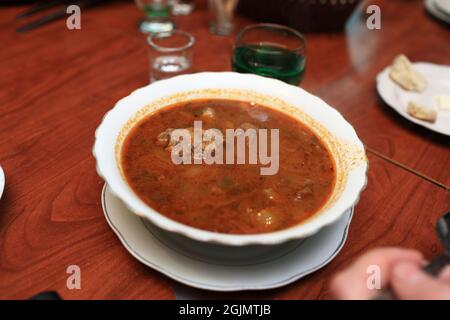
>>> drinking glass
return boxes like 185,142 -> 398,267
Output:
135,0 -> 175,34
169,0 -> 195,16
147,30 -> 195,82
208,0 -> 239,36
232,23 -> 307,85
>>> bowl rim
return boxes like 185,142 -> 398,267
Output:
93,72 -> 368,246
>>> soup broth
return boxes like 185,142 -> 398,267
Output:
121,99 -> 335,234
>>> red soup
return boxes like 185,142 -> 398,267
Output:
121,99 -> 335,234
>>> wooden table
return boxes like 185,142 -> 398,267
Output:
0,0 -> 449,299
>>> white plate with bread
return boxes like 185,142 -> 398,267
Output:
377,55 -> 450,136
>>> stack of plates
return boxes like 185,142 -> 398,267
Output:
425,0 -> 450,24
102,184 -> 354,291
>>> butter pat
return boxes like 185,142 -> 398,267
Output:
435,95 -> 450,111
407,101 -> 437,123
389,55 -> 427,92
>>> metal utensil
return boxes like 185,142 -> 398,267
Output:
15,0 -> 68,20
16,0 -> 108,33
375,210 -> 450,300
436,212 -> 450,251
17,7 -> 70,32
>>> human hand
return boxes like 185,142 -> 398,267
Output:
329,247 -> 450,300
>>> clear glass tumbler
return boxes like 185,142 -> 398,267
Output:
208,0 -> 239,36
169,0 -> 195,16
147,30 -> 195,82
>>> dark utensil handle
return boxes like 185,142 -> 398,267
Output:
373,289 -> 395,300
16,0 -> 108,32
373,253 -> 450,300
29,291 -> 61,300
16,0 -> 67,20
423,254 -> 450,275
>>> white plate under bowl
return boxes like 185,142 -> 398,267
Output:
425,0 -> 450,24
0,166 -> 4,199
377,62 -> 450,136
102,184 -> 354,292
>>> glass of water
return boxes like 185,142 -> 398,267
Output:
147,30 -> 195,82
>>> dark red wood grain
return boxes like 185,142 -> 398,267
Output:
0,0 -> 449,299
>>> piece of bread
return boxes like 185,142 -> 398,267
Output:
436,95 -> 450,111
389,55 -> 427,92
407,101 -> 437,123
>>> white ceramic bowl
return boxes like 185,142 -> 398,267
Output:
93,72 -> 367,246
